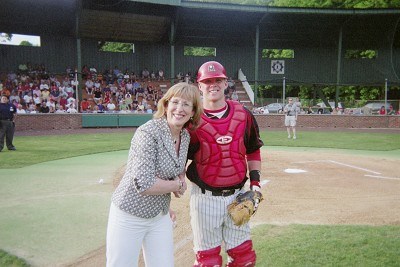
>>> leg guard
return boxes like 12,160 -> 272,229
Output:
226,240 -> 256,267
193,246 -> 223,267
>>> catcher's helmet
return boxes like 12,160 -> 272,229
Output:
197,61 -> 227,82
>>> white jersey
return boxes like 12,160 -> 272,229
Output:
284,103 -> 299,116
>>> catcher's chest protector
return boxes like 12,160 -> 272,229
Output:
195,101 -> 247,187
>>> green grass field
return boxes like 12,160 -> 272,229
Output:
253,224 -> 400,266
1,130 -> 399,266
3,130 -> 400,169
260,131 -> 400,151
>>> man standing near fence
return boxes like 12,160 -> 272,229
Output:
0,95 -> 17,152
284,98 -> 299,139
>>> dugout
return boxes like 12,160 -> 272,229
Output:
1,1 -> 400,105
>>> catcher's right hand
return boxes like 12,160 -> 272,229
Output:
227,190 -> 264,226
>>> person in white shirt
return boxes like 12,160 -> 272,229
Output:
16,104 -> 26,114
71,79 -> 79,89
94,80 -> 101,89
58,84 -> 67,98
66,105 -> 78,113
39,82 -> 49,91
46,99 -> 56,110
55,105 -> 67,113
33,94 -> 42,106
107,101 -> 116,112
65,98 -> 77,112
67,96 -> 76,107
283,98 -> 300,139
23,92 -> 33,104
28,103 -> 37,113
85,79 -> 94,90
65,85 -> 75,98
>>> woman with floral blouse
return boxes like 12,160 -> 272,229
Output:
106,82 -> 202,267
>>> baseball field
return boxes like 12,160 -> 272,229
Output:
0,128 -> 399,266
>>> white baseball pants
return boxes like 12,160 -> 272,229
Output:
190,183 -> 251,252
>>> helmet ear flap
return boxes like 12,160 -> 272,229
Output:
197,61 -> 227,82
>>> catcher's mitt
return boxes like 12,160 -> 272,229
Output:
227,190 -> 264,226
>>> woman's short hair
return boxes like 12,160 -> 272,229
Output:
154,82 -> 202,129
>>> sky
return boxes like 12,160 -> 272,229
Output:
0,33 -> 41,46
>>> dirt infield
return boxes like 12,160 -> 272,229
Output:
66,147 -> 400,267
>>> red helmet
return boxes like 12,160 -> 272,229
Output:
197,61 -> 227,82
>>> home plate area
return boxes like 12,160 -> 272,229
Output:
257,150 -> 400,226
70,148 -> 400,267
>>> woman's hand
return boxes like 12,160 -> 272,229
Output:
173,191 -> 180,198
173,179 -> 186,197
169,208 -> 177,228
173,173 -> 187,197
179,178 -> 187,194
178,173 -> 187,190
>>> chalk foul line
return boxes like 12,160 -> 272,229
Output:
327,160 -> 381,175
364,174 -> 400,181
295,159 -> 381,175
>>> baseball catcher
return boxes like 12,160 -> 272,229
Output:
228,190 -> 264,226
187,61 -> 265,267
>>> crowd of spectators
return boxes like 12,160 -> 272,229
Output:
2,65 -> 398,116
0,63 -> 176,114
1,62 -> 246,115
80,65 -> 167,114
0,63 -> 80,114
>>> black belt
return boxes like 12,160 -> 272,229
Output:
200,187 -> 241,197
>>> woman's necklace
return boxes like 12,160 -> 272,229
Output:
172,133 -> 180,144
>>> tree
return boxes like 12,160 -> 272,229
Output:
263,49 -> 294,59
19,41 -> 33,46
98,42 -> 133,53
0,33 -> 13,43
186,0 -> 400,8
184,46 -> 216,56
